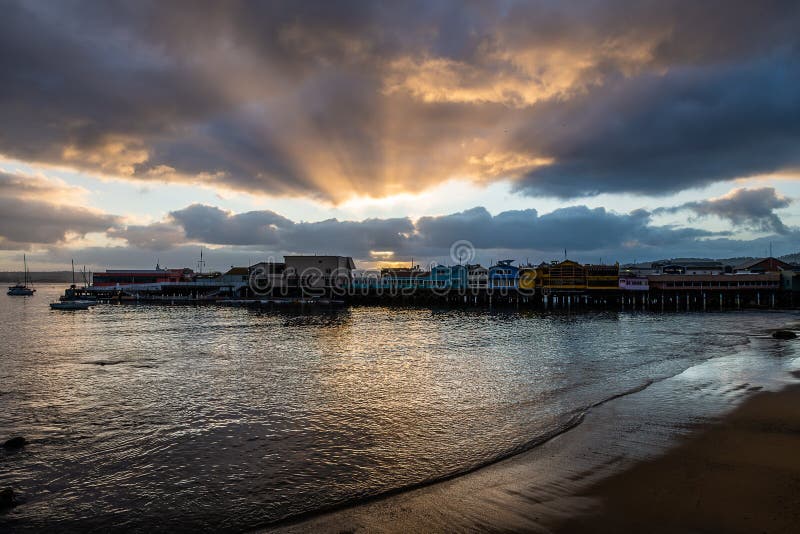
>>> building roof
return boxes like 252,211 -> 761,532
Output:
285,255 -> 356,269
223,267 -> 249,276
668,261 -> 723,269
649,273 -> 779,282
734,257 -> 792,271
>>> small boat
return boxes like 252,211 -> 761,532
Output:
7,254 -> 35,296
50,300 -> 92,310
58,261 -> 97,304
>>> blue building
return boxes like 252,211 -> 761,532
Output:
449,264 -> 469,290
428,264 -> 451,289
380,267 -> 427,290
489,260 -> 519,289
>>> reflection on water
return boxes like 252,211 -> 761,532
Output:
0,285 -> 798,531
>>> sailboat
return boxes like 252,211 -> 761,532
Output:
7,254 -> 35,296
58,259 -> 96,304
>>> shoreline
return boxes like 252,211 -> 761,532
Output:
267,348 -> 800,533
558,382 -> 800,533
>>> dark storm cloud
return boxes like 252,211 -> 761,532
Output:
654,187 -> 793,234
1,1 -> 799,200
169,204 -> 293,246
107,222 -> 187,251
413,206 -> 718,254
109,202 -> 728,264
513,55 -> 800,197
165,204 -> 415,258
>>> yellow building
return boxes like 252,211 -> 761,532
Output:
535,260 -> 619,292
585,264 -> 620,290
518,267 -> 537,291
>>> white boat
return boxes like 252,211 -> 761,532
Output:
50,300 -> 92,310
7,254 -> 35,296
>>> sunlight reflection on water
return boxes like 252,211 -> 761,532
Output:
1,285 -> 798,531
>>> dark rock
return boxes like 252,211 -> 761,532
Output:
0,488 -> 16,510
772,330 -> 797,340
2,436 -> 26,450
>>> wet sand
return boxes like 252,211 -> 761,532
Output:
560,382 -> 800,533
271,375 -> 800,533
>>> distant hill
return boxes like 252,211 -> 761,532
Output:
623,252 -> 800,268
779,252 -> 800,264
0,271 -> 89,283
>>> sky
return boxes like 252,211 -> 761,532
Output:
1,0 -> 799,272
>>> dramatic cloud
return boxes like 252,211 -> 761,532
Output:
656,187 -> 793,234
0,170 -> 84,202
1,1 -> 799,201
103,202 -> 732,265
0,171 -> 119,249
513,56 -> 800,197
414,206 -> 716,253
7,191 -> 797,268
108,222 -> 187,251
170,205 -> 293,246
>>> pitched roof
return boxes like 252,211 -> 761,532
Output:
734,257 -> 791,271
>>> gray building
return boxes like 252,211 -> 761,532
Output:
284,256 -> 356,290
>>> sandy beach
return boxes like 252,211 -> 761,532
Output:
560,381 -> 800,533
272,369 -> 800,533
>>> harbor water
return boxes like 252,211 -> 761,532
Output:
1,284 -> 798,531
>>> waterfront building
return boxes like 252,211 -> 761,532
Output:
450,264 -> 469,290
619,276 -> 649,291
467,265 -> 489,289
733,257 -> 792,274
380,267 -> 426,290
657,261 -> 725,275
781,269 -> 800,293
585,263 -> 620,290
92,267 -> 190,287
247,262 -> 289,293
536,260 -> 585,291
351,270 -> 381,290
489,260 -> 519,289
518,266 -> 537,292
533,260 -> 620,294
219,267 -> 250,284
429,264 -> 452,290
624,263 -> 663,276
647,273 -> 780,291
284,256 -> 355,289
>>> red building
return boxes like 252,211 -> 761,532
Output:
92,268 -> 190,287
733,257 -> 792,274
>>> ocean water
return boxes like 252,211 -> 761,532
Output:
1,284 -> 798,532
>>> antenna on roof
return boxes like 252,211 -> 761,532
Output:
770,241 -> 773,258
197,247 -> 206,274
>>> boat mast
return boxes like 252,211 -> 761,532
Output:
23,254 -> 28,286
197,246 -> 206,274
72,259 -> 75,285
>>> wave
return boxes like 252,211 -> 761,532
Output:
265,378 -> 658,530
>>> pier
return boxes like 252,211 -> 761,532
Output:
59,255 -> 799,311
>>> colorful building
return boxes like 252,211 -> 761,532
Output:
467,265 -> 489,289
534,260 -> 619,292
489,260 -> 519,289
